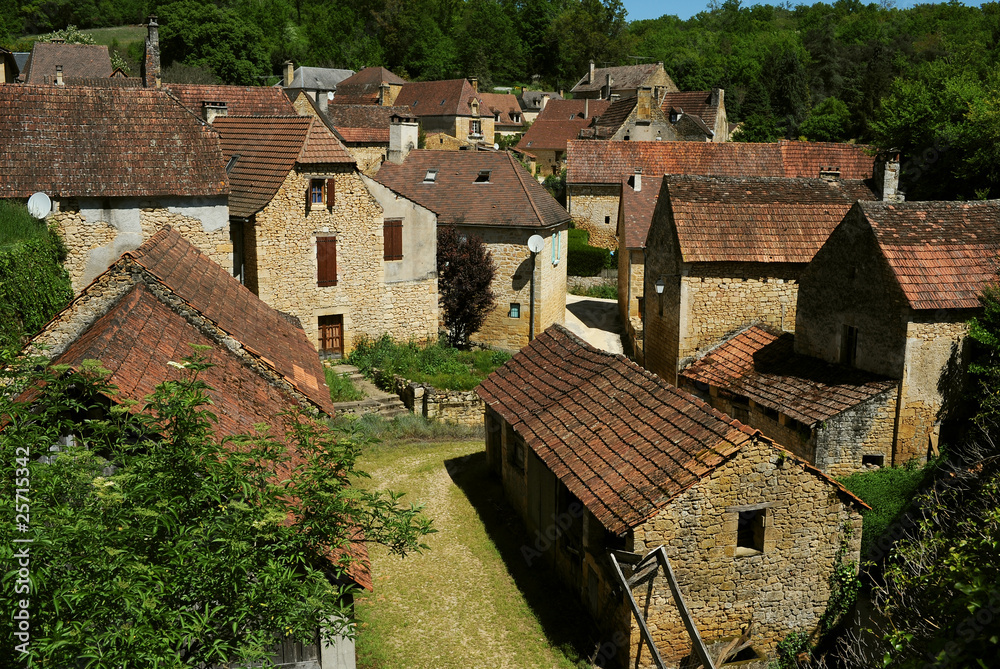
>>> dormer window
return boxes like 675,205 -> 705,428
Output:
512,113 -> 521,123
494,112 -> 501,122
471,101 -> 479,115
475,170 -> 491,183
423,169 -> 438,183
226,154 -> 240,173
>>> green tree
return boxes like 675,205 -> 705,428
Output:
0,354 -> 433,666
457,0 -> 525,88
799,96 -> 852,142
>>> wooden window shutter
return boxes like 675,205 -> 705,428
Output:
305,183 -> 312,214
384,219 -> 403,261
317,237 -> 337,286
326,178 -> 335,209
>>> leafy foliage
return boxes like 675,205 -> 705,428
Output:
349,333 -> 510,390
0,353 -> 433,667
437,226 -> 497,348
566,228 -> 613,277
569,283 -> 618,300
325,366 -> 365,402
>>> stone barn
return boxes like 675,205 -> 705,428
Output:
477,325 -> 866,668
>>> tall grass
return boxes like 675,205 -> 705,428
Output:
324,366 -> 364,403
569,283 -> 618,300
333,412 -> 483,443
348,334 -> 510,391
0,200 -> 49,248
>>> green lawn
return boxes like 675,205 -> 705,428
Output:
355,440 -> 595,669
77,25 -> 146,47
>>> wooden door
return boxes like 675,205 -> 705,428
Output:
318,315 -> 343,358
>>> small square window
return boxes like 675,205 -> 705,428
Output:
862,454 -> 885,468
604,216 -> 611,225
737,509 -> 765,556
509,303 -> 520,318
423,169 -> 438,183
310,179 -> 324,204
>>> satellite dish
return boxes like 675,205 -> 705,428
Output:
493,143 -> 500,150
27,192 -> 51,220
327,91 -> 335,101
527,234 -> 544,254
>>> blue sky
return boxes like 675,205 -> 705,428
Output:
622,0 -> 988,22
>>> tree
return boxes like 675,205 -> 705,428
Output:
799,96 -> 852,142
0,353 -> 433,666
437,226 -> 496,348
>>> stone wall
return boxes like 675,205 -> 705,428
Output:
624,438 -> 863,666
617,248 -> 644,323
566,184 -> 620,250
251,166 -> 438,354
372,368 -> 485,426
345,144 -> 388,177
52,196 -> 230,292
459,223 -> 567,351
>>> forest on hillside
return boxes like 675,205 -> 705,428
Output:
1,0 -> 998,200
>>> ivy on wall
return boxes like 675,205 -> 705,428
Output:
0,232 -> 73,351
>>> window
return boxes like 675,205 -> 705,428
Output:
604,216 -> 611,225
475,170 -> 491,183
507,424 -> 525,471
841,325 -> 858,367
469,119 -> 482,137
310,179 -> 324,204
384,219 -> 403,261
737,509 -> 765,556
423,169 -> 438,183
862,454 -> 885,468
512,113 -> 521,123
318,315 -> 343,357
316,236 -> 337,286
760,405 -> 779,421
509,303 -> 520,318
494,112 -> 501,122
308,178 -> 333,212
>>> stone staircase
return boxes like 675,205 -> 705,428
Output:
327,364 -> 410,419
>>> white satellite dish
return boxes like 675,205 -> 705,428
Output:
27,192 -> 51,219
493,143 -> 500,150
527,234 -> 544,254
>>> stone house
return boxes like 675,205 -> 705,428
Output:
330,66 -> 406,106
321,104 -> 417,176
517,89 -> 562,123
579,87 -> 673,142
477,324 -> 866,668
375,150 -> 570,351
278,61 -> 355,113
565,138 -> 877,249
516,99 -> 611,177
478,92 -> 524,137
29,227 -> 369,669
394,78 -> 492,145
794,199 -> 1000,464
19,41 -> 112,83
642,174 -> 878,385
616,172 -> 661,362
660,89 -> 729,142
679,325 -> 899,477
1,46 -> 21,82
0,84 -> 231,293
164,82 -> 297,121
213,114 -> 438,356
570,60 -> 679,101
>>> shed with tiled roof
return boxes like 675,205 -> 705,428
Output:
477,323 -> 864,665
643,174 -> 878,385
796,199 -> 1000,464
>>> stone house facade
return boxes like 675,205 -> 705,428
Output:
477,325 -> 866,668
478,92 -> 525,137
643,175 -> 877,385
214,114 -> 438,356
660,89 -> 729,142
565,139 -> 877,250
517,90 -> 562,123
580,87 -> 673,142
516,99 -> 610,178
616,172 -> 660,362
570,61 -> 678,101
394,78 -> 494,145
0,84 -> 230,293
795,200 -> 1000,464
375,150 -> 570,351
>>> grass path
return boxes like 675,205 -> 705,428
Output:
356,441 -> 593,669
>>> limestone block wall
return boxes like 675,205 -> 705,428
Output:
460,223 -> 567,352
252,166 -> 437,354
345,144 -> 388,177
373,369 -> 485,426
617,249 -> 644,323
627,440 -> 863,666
566,184 -> 620,250
52,196 -> 230,292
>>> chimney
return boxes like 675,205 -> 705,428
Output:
710,87 -> 722,108
389,114 -> 419,165
541,94 -> 550,111
55,65 -> 63,86
819,165 -> 841,181
378,82 -> 390,106
202,101 -> 228,124
470,77 -> 478,94
589,60 -> 595,84
284,61 -> 294,88
634,168 -> 642,192
604,73 -> 613,100
584,98 -> 589,118
637,86 -> 652,120
142,15 -> 160,89
874,151 -> 904,202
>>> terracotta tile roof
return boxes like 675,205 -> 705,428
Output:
329,93 -> 379,105
620,176 -> 662,249
567,139 -> 875,185
323,104 -> 413,144
62,76 -> 143,88
516,118 -> 593,152
661,90 -> 719,131
860,200 -> 1000,310
0,85 -> 228,199
478,92 -> 523,127
164,84 -> 296,117
127,228 -> 336,416
374,150 -> 570,228
212,115 -> 352,218
22,42 -> 112,82
333,66 -> 406,104
478,325 -> 761,534
338,66 -> 406,86
664,175 -> 876,263
681,325 -> 898,426
591,96 -> 637,131
571,63 -> 661,95
395,79 -> 479,117
535,98 -> 610,122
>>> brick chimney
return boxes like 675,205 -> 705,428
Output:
389,114 -> 419,165
284,61 -> 294,88
470,77 -> 478,94
142,15 -> 160,89
603,73 -> 613,100
589,60 -> 595,84
874,151 -> 904,202
541,94 -> 550,111
55,65 -> 63,86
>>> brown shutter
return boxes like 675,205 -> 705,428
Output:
306,182 -> 312,214
317,237 -> 337,286
326,178 -> 334,209
383,219 -> 403,261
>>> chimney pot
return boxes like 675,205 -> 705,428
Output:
541,94 -> 550,111
634,168 -> 642,192
284,61 -> 294,88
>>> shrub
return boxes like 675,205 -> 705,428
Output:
348,335 -> 510,391
325,366 -> 364,403
567,228 -> 613,277
569,283 -> 618,300
0,199 -> 49,248
332,412 -> 484,443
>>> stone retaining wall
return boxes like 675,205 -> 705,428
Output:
371,368 -> 484,426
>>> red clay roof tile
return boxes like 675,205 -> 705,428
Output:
661,90 -> 720,131
164,84 -> 296,117
22,43 -> 112,82
395,79 -> 479,117
620,176 -> 662,249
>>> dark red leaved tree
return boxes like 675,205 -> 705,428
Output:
437,226 -> 496,348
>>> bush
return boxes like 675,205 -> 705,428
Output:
348,335 -> 510,391
569,283 -> 618,300
838,458 -> 939,558
0,199 -> 49,248
332,412 -> 484,443
325,366 -> 364,403
567,228 -> 613,277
